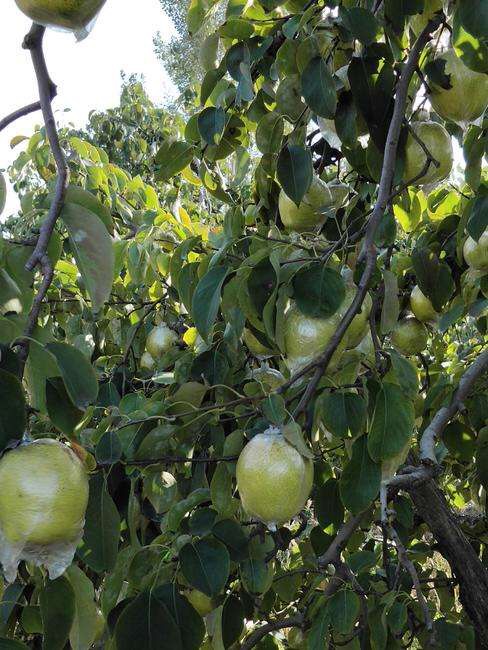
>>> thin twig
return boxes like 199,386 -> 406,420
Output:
241,615 -> 303,650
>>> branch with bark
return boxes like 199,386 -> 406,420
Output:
277,15 -> 444,415
14,24 -> 68,371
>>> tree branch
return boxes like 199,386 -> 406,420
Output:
22,24 -> 68,273
420,348 -> 488,463
241,615 -> 303,650
279,16 -> 443,416
318,508 -> 371,568
0,100 -> 44,133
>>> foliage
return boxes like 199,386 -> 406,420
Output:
0,0 -> 488,648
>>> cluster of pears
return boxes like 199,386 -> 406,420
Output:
15,0 -> 106,31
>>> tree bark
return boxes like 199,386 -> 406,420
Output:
411,479 -> 488,647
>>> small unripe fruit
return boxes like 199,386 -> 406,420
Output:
236,431 -> 313,527
391,318 -> 428,356
140,351 -> 155,371
463,229 -> 488,272
410,285 -> 438,322
279,176 -> 333,233
145,324 -> 178,359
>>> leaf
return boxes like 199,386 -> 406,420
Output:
367,383 -> 415,462
63,185 -> 113,233
153,584 -> 205,650
166,488 -> 211,532
80,473 -> 120,573
46,342 -> 98,409
191,349 -> 230,385
46,377 -> 84,436
387,351 -> 419,399
467,196 -> 488,241
453,2 -> 488,73
95,430 -> 122,465
212,519 -> 249,563
179,538 -> 230,597
192,265 -> 229,342
301,57 -> 337,118
308,609 -> 330,650
256,112 -> 284,155
340,436 -> 381,514
154,140 -> 195,182
293,264 -> 345,319
328,589 -> 360,635
262,394 -> 287,425
380,269 -> 400,335
0,173 -> 6,216
411,247 -> 454,312
277,145 -> 313,207
210,463 -> 234,517
222,595 -> 245,649
340,7 -> 378,46
198,107 -> 226,145
314,479 -> 344,529
0,369 -> 26,453
0,640 -> 29,649
65,565 -> 99,650
282,421 -> 315,459
39,576 -> 75,650
60,203 -> 114,312
318,391 -> 367,439
114,591 -> 182,650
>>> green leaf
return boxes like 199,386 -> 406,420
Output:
95,430 -> 122,465
154,140 -> 195,182
277,145 -> 313,207
63,185 -> 113,233
39,576 -> 75,650
210,463 -> 234,516
0,173 -> 6,216
60,203 -> 114,312
153,584 -> 205,650
262,394 -> 287,425
192,265 -> 229,342
282,421 -> 315,459
179,538 -> 230,597
212,519 -> 249,563
256,112 -> 284,155
80,473 -> 120,573
301,57 -> 337,118
411,247 -> 454,312
191,349 -> 230,385
340,7 -> 378,45
166,488 -> 211,532
65,565 -> 99,650
368,383 -> 414,462
467,196 -> 488,241
293,264 -> 345,319
198,107 -> 226,145
46,342 -> 98,409
386,351 -> 419,400
222,595 -> 245,648
308,609 -> 330,650
368,606 -> 388,650
314,479 -> 344,529
328,588 -> 360,635
340,436 -> 381,514
317,391 -> 367,439
115,591 -> 182,650
46,377 -> 84,436
0,369 -> 26,452
453,2 -> 488,73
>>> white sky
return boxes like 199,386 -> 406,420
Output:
0,0 -> 177,216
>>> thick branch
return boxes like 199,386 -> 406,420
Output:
280,16 -> 443,415
420,348 -> 488,463
23,24 -> 68,273
318,509 -> 371,568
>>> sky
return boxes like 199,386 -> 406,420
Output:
0,0 -> 177,216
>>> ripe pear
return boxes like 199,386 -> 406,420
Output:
279,175 -> 333,233
15,0 -> 106,31
464,228 -> 488,272
236,431 -> 313,527
403,121 -> 453,185
0,440 -> 88,546
429,49 -> 488,124
391,318 -> 428,356
410,285 -> 438,322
